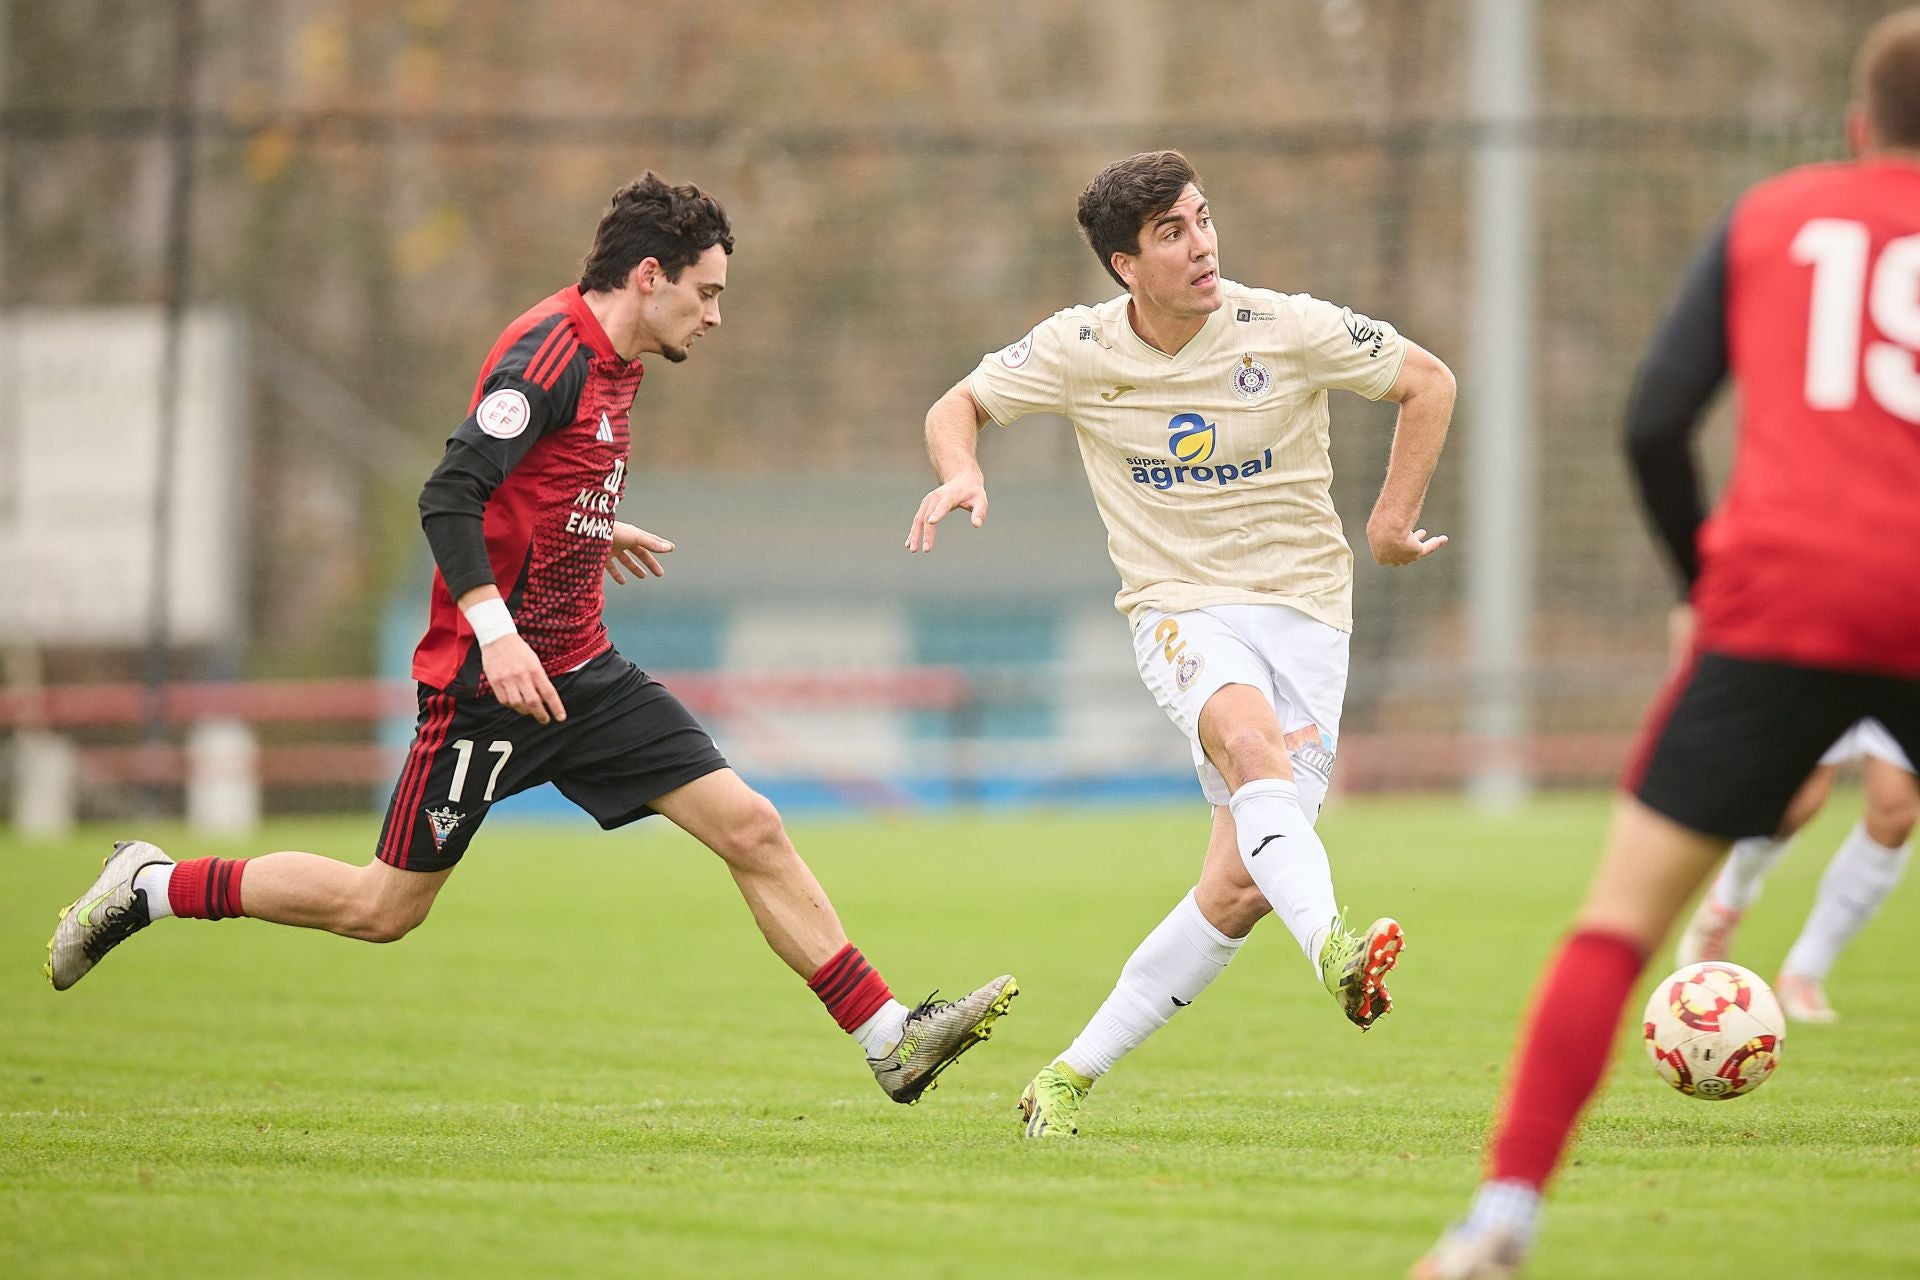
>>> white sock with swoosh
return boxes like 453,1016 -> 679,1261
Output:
1060,889 -> 1244,1079
853,1000 -> 910,1058
1228,777 -> 1337,967
132,862 -> 176,920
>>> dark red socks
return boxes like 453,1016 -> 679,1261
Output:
807,943 -> 894,1032
1488,928 -> 1648,1188
167,858 -> 248,920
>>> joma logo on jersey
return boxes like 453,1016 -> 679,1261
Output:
1129,412 -> 1274,491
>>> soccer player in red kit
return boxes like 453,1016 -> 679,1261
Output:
47,174 -> 1017,1105
1415,10 -> 1920,1277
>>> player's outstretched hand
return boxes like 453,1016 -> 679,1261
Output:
480,633 -> 567,724
906,473 -> 988,553
1367,521 -> 1448,567
607,522 -> 673,586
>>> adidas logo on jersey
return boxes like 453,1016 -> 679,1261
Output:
595,411 -> 613,443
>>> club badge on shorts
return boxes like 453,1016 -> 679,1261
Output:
425,805 -> 465,850
1175,651 -> 1205,691
1231,353 -> 1272,401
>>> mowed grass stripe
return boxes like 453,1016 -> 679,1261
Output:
3,797 -> 1916,1277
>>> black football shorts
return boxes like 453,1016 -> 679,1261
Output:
376,649 -> 728,871
1626,650 -> 1920,840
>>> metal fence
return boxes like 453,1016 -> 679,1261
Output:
0,0 -> 1902,823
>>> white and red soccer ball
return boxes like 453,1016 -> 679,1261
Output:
1643,961 -> 1786,1100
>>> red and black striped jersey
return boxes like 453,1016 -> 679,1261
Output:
412,285 -> 643,691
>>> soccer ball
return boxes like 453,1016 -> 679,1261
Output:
1642,961 -> 1785,1100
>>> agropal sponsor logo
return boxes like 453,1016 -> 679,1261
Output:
1127,412 -> 1275,491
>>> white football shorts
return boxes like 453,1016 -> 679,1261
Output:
1132,602 -> 1349,815
1817,717 -> 1915,772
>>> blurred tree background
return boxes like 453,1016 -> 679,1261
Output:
0,0 -> 1895,701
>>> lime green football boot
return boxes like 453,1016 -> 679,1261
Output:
1318,911 -> 1405,1031
1018,1059 -> 1093,1138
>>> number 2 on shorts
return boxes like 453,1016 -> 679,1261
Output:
1154,617 -> 1186,663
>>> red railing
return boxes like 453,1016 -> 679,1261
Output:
0,670 -> 976,788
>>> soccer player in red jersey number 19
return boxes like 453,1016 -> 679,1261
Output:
47,173 -> 1016,1105
1415,10 -> 1920,1277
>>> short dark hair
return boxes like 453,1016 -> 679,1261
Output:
1076,151 -> 1202,288
1856,7 -> 1920,149
579,172 -> 734,293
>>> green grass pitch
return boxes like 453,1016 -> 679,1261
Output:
4,794 -> 1917,1277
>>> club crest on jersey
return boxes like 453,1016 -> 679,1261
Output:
476,387 -> 532,439
1232,353 -> 1272,401
424,805 -> 465,851
1167,412 -> 1216,464
1175,651 -> 1205,692
1000,331 -> 1034,369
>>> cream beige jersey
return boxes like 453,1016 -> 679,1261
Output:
968,280 -> 1407,632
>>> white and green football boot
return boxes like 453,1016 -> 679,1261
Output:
1318,910 -> 1405,1030
868,974 -> 1018,1104
1018,1059 -> 1093,1138
47,840 -> 173,991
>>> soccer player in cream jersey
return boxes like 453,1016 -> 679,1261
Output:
906,150 -> 1457,1138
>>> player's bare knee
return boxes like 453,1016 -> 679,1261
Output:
1214,727 -> 1289,790
1866,798 -> 1918,847
712,792 -> 791,870
343,869 -> 433,943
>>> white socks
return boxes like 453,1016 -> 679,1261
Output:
1711,834 -> 1793,911
1227,778 -> 1338,965
853,999 -> 911,1059
1060,889 -> 1245,1079
1466,1179 -> 1542,1247
132,862 -> 176,920
1782,823 -> 1910,980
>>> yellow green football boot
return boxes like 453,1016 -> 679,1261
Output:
1318,911 -> 1405,1030
1018,1059 -> 1093,1138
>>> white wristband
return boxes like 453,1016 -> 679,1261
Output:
462,597 -> 517,646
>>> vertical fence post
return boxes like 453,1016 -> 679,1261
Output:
143,0 -> 201,804
1465,0 -> 1538,808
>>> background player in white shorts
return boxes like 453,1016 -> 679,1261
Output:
905,150 -> 1457,1137
1676,715 -> 1914,1020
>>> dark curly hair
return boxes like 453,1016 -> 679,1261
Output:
578,172 -> 734,293
1076,151 -> 1201,289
